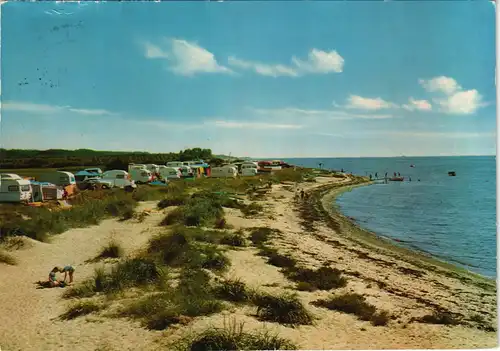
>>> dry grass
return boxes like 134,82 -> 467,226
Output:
0,250 -> 17,265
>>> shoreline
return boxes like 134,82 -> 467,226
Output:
316,179 -> 495,289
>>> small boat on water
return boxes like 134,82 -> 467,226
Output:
448,171 -> 456,176
410,164 -> 415,168
389,177 -> 404,181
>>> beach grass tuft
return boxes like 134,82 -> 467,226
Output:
175,319 -> 297,351
253,292 -> 314,326
120,269 -> 224,330
219,232 -> 246,247
60,300 -> 103,320
285,266 -> 347,291
312,292 -> 390,326
95,240 -> 124,260
212,278 -> 252,303
240,202 -> 264,217
416,310 -> 460,325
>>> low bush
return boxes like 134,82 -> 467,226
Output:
220,233 -> 246,247
258,247 -> 297,269
417,310 -> 460,325
240,202 -> 264,217
253,292 -> 313,326
312,293 -> 389,326
121,269 -> 224,330
179,321 -> 297,351
95,240 -> 123,260
212,278 -> 251,303
248,227 -> 280,246
285,266 -> 347,291
158,193 -> 189,209
60,300 -> 103,320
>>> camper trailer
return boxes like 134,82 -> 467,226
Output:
241,162 -> 258,171
210,166 -> 238,178
0,174 -> 32,203
241,168 -> 258,177
146,164 -> 160,174
178,166 -> 194,178
128,164 -> 148,172
38,171 -> 76,187
100,170 -> 137,189
166,161 -> 184,168
159,167 -> 182,180
129,168 -> 153,184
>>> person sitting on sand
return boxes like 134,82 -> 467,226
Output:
49,267 -> 61,287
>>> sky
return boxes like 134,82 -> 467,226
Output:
0,1 -> 496,158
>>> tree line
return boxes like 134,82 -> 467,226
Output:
0,148 -> 230,170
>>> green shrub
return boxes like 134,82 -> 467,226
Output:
417,310 -> 460,325
248,227 -> 280,246
220,233 -> 246,247
285,266 -> 347,291
60,301 -> 103,320
161,208 -> 185,226
182,322 -> 297,351
213,278 -> 251,303
158,193 -> 189,209
95,240 -> 123,260
240,202 -> 264,217
312,293 -> 389,326
253,292 -> 313,326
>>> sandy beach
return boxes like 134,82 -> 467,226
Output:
0,175 -> 496,350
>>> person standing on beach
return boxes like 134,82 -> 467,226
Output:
59,265 -> 75,284
300,190 -> 305,200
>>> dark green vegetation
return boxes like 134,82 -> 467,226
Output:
413,310 -> 461,325
94,240 -> 124,260
175,321 -> 297,351
312,293 -> 390,326
0,189 -> 141,242
253,292 -> 314,326
60,301 -> 104,320
0,147 -> 214,170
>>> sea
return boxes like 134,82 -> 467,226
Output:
280,156 -> 497,278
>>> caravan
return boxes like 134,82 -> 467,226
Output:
146,164 -> 160,174
241,168 -> 258,177
166,161 -> 184,168
129,168 -> 153,184
159,167 -> 182,180
100,170 -> 137,189
38,171 -> 76,187
210,166 -> 238,178
0,174 -> 32,203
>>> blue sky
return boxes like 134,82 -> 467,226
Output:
1,1 -> 496,157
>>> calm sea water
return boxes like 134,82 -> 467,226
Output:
280,156 -> 497,278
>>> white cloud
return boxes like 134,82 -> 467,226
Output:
2,101 -> 115,116
143,42 -> 169,59
418,76 -> 483,115
345,95 -> 398,110
227,57 -> 298,77
143,39 -> 232,76
434,89 -> 483,115
227,48 -> 344,77
419,76 -> 461,95
213,120 -> 302,129
251,107 -> 393,120
402,98 -> 432,112
291,49 -> 344,74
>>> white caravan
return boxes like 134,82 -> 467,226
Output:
166,161 -> 184,168
129,168 -> 153,184
38,171 -> 76,186
0,174 -> 32,203
159,167 -> 182,180
100,170 -> 136,189
146,164 -> 160,174
128,164 -> 148,172
241,168 -> 258,177
210,166 -> 238,178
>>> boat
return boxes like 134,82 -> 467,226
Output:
448,171 -> 456,176
389,177 -> 404,181
410,164 -> 415,168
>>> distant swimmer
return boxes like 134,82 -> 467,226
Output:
375,172 -> 378,178
418,179 -> 420,182
409,177 -> 412,181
